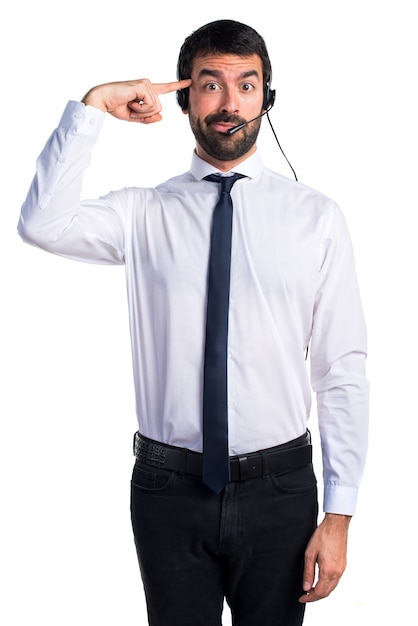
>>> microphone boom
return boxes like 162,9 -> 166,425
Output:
226,111 -> 266,135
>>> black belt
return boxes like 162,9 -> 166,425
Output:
133,431 -> 312,482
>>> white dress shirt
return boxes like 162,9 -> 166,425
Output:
19,101 -> 369,515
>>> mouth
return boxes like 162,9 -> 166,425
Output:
205,114 -> 243,135
210,121 -> 236,134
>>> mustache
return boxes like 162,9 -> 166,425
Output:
204,113 -> 246,126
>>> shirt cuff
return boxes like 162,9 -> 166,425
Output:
58,100 -> 105,139
323,484 -> 359,516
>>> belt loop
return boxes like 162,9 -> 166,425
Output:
261,451 -> 269,477
238,456 -> 249,481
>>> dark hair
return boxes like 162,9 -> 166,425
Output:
177,19 -> 272,110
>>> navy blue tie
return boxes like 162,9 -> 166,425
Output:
202,173 -> 246,493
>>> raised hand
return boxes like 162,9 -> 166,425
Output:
82,78 -> 192,123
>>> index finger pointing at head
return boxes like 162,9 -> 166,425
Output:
153,79 -> 192,95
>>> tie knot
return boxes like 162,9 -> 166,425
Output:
204,173 -> 246,194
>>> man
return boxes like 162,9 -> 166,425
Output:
18,19 -> 368,626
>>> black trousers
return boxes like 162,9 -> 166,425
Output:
130,446 -> 318,626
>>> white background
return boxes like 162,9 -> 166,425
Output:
1,1 -> 417,624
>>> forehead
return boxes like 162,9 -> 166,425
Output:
191,53 -> 263,80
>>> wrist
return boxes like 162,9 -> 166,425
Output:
81,86 -> 108,112
324,513 -> 352,529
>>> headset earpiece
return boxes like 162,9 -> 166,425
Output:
177,88 -> 189,111
263,75 -> 276,111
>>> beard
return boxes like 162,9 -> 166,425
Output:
188,111 -> 262,162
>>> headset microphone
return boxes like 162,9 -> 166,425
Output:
226,110 -> 268,135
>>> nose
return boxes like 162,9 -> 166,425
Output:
219,86 -> 239,114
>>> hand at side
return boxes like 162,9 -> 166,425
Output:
299,513 -> 351,603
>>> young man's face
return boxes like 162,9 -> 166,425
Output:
185,53 -> 265,170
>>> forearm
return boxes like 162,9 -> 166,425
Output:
317,353 -> 369,515
19,101 -> 101,239
17,101 -> 125,263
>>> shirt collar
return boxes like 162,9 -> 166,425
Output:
190,149 -> 264,181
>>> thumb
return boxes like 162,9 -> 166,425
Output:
302,550 -> 316,591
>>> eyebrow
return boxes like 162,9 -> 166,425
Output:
197,69 -> 260,81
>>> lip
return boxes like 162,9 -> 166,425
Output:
210,121 -> 235,134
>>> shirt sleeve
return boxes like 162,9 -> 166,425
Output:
310,201 -> 369,516
18,101 -> 126,264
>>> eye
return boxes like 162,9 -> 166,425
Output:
241,82 -> 255,92
204,82 -> 221,92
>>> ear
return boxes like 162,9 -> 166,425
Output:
182,109 -> 188,115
